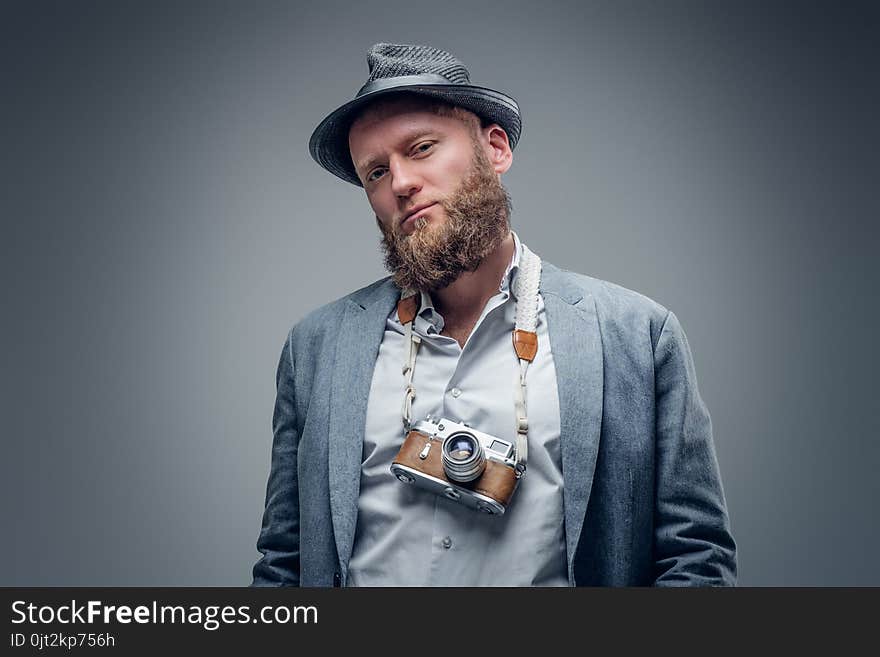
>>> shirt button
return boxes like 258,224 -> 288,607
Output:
450,387 -> 462,398
442,536 -> 453,549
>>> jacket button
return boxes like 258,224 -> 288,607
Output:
333,572 -> 341,587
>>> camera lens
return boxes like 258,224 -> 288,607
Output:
441,432 -> 486,483
448,436 -> 475,459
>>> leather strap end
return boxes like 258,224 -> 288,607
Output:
397,295 -> 419,325
513,329 -> 538,361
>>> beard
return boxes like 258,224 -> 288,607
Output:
376,142 -> 512,292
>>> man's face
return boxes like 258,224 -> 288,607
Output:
348,97 -> 513,291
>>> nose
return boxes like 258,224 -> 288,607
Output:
389,156 -> 422,199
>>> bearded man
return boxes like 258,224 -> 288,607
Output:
251,43 -> 736,587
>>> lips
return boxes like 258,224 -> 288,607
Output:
400,203 -> 434,224
400,202 -> 437,233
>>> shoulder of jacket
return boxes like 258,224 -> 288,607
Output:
545,262 -> 668,317
542,262 -> 671,346
287,276 -> 394,342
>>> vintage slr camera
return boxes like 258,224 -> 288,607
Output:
390,416 -> 520,515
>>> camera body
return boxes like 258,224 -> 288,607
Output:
390,417 -> 520,515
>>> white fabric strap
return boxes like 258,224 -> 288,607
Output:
512,246 -> 542,477
513,245 -> 541,334
513,359 -> 530,476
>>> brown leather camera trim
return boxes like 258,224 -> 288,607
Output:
512,329 -> 537,361
394,430 -> 446,479
392,429 -> 518,506
471,460 -> 517,505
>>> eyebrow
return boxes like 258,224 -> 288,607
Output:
354,128 -> 437,176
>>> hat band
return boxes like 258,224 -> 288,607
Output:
356,73 -> 455,97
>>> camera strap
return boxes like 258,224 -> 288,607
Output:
399,290 -> 421,431
511,244 -> 541,477
397,244 -> 543,479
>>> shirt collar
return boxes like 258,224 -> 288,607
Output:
415,294 -> 444,333
501,230 -> 523,297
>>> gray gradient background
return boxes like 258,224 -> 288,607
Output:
3,1 -> 877,586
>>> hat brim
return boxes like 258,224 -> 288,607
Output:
308,82 -> 522,186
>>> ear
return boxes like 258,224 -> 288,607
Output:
480,124 -> 513,175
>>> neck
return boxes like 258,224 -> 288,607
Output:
431,232 -> 515,323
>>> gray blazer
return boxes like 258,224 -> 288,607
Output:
252,261 -> 737,586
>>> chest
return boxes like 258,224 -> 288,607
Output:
440,321 -> 477,349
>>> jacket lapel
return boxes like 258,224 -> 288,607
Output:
541,263 -> 604,582
327,279 -> 399,574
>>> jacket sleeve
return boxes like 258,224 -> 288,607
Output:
251,330 -> 301,586
652,311 -> 737,586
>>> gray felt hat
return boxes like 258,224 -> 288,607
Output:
308,43 -> 522,186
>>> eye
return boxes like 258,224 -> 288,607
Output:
366,167 -> 386,183
413,141 -> 434,156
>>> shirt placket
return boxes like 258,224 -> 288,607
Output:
422,290 -> 511,585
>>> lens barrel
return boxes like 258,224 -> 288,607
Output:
441,432 -> 487,483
